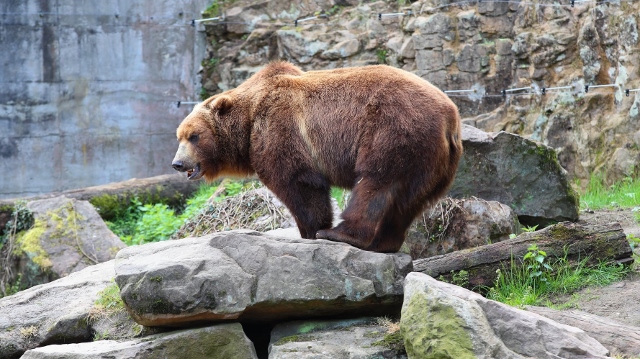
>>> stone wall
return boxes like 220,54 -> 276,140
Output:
0,0 -> 210,199
199,0 -> 640,185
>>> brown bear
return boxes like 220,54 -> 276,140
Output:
172,62 -> 462,253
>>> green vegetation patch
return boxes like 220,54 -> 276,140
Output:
104,183 -> 223,245
485,245 -> 630,307
580,174 -> 640,210
273,334 -> 314,346
93,280 -> 125,313
14,219 -> 51,270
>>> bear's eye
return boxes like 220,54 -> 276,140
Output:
188,134 -> 199,143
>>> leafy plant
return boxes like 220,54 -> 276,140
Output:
0,202 -> 33,297
376,49 -> 388,64
1,201 -> 34,246
523,244 -> 553,291
521,225 -> 539,233
207,57 -> 219,68
130,203 -> 183,245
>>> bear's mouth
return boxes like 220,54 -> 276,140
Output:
186,163 -> 204,180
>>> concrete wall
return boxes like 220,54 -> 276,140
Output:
0,0 -> 210,199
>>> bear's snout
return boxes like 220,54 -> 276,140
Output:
172,160 -> 185,171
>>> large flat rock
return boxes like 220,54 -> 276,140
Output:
20,323 -> 257,359
114,230 -> 412,326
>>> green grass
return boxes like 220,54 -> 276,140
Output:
486,250 -> 630,308
580,174 -> 640,210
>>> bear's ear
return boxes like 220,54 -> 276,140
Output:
209,95 -> 233,116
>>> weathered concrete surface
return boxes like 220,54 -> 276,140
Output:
114,230 -> 412,326
0,0 -> 210,199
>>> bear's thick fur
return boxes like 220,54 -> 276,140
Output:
172,62 -> 462,253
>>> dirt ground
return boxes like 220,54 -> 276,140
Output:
550,208 -> 640,327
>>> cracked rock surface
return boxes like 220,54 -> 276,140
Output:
114,230 -> 412,326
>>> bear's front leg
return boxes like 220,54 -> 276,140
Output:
260,171 -> 333,239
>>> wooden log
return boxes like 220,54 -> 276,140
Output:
413,222 -> 633,288
526,306 -> 640,358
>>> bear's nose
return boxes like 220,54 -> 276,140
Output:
172,160 -> 184,171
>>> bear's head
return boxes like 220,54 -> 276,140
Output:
172,95 -> 250,182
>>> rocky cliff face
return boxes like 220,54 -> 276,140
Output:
198,0 -> 640,185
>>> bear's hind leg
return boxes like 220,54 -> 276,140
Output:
316,178 -> 387,249
364,208 -> 415,253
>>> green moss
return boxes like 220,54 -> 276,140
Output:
548,223 -> 577,242
401,292 -> 475,359
149,276 -> 162,283
94,280 -> 125,312
273,334 -> 314,346
132,323 -> 143,336
526,142 -> 560,171
363,330 -> 382,339
372,331 -> 405,351
14,219 -> 51,269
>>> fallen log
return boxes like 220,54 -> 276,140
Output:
413,222 -> 633,288
526,306 -> 640,358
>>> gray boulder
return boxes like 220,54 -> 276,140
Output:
0,261 -> 114,359
450,125 -> 579,226
11,196 -> 125,289
114,230 -> 412,326
405,197 -> 520,259
401,272 -> 610,359
20,323 -> 257,359
269,318 -> 406,358
526,306 -> 640,358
